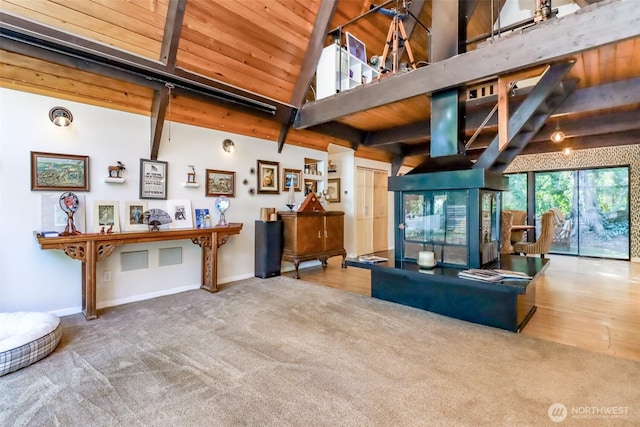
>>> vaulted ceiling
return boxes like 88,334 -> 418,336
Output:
1,0 -> 638,169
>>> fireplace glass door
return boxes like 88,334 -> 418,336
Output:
402,190 -> 468,266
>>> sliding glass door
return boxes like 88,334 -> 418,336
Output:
533,166 -> 629,260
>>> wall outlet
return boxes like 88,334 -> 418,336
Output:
103,270 -> 112,283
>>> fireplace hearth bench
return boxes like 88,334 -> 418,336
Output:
347,251 -> 548,332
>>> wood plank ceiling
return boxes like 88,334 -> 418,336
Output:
1,0 -> 638,168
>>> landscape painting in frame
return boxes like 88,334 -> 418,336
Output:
205,169 -> 235,197
31,151 -> 89,191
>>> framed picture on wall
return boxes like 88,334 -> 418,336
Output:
93,200 -> 120,233
257,160 -> 279,194
205,169 -> 235,197
326,178 -> 341,203
282,168 -> 302,192
140,159 -> 168,199
31,151 -> 89,191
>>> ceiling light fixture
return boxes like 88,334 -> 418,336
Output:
49,107 -> 73,127
550,119 -> 565,143
222,139 -> 235,153
562,146 -> 573,156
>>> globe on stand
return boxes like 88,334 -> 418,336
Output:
215,196 -> 230,227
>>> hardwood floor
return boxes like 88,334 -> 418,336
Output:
283,255 -> 640,363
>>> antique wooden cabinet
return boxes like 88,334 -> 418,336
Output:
278,210 -> 346,278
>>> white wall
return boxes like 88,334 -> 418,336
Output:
0,88 -> 329,315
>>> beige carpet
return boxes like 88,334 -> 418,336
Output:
1,276 -> 638,426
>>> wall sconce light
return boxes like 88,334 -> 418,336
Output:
549,119 -> 565,143
562,146 -> 573,156
49,107 -> 73,127
222,139 -> 235,153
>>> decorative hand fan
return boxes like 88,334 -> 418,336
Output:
143,208 -> 172,231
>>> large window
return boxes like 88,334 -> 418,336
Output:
503,173 -> 527,211
506,166 -> 629,260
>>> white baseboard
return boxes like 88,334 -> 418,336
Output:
50,275 -> 258,317
219,272 -> 254,284
50,306 -> 84,317
96,283 -> 201,310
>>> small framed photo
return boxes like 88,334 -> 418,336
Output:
205,169 -> 235,197
326,178 -> 341,203
124,201 -> 147,232
140,159 -> 168,200
194,208 -> 211,229
94,200 -> 120,233
166,199 -> 193,229
31,151 -> 89,191
282,168 -> 302,192
257,160 -> 279,194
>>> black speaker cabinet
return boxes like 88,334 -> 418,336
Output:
254,220 -> 283,278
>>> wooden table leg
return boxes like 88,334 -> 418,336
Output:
83,240 -> 98,320
200,231 -> 219,292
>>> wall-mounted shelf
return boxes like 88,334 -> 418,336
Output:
304,157 -> 325,195
104,177 -> 125,184
183,182 -> 200,188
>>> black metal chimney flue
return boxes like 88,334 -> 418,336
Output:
410,0 -> 470,174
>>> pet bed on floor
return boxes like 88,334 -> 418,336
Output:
0,312 -> 62,376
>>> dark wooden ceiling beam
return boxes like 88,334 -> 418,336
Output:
160,0 -> 186,70
150,85 -> 171,160
516,131 -> 640,155
308,122 -> 366,151
530,110 -> 640,143
150,0 -> 186,160
290,0 -> 337,108
554,77 -> 640,115
280,0 -> 338,152
364,77 -> 640,145
295,0 -> 640,128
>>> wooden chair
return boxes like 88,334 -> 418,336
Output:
504,209 -> 527,243
512,211 -> 556,258
500,210 -> 514,255
549,208 -> 572,249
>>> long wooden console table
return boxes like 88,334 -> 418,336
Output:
35,224 -> 243,320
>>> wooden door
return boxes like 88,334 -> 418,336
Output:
356,168 -> 373,255
356,167 -> 389,255
373,170 -> 388,252
324,213 -> 344,252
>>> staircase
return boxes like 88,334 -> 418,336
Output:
472,61 -> 576,172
